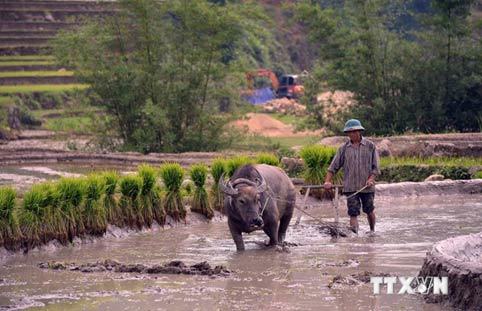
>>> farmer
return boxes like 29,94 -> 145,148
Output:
323,119 -> 380,234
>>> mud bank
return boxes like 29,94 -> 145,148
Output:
38,259 -> 232,277
375,179 -> 482,196
320,132 -> 482,157
418,232 -> 482,310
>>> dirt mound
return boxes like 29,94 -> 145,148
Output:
38,259 -> 232,277
317,91 -> 356,124
231,113 -> 323,137
262,98 -> 306,116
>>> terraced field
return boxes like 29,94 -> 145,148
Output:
0,0 -> 115,131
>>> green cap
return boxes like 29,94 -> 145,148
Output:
343,119 -> 365,132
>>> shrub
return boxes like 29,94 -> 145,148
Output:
190,164 -> 213,219
159,163 -> 185,221
256,153 -> 280,166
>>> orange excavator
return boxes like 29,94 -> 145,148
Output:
245,69 -> 305,103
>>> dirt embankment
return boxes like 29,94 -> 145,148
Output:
419,232 -> 482,310
231,113 -> 323,137
320,132 -> 482,157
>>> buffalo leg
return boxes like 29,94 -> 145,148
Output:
228,220 -> 245,251
263,221 -> 279,246
278,212 -> 293,243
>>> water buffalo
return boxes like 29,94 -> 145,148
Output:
219,164 -> 296,251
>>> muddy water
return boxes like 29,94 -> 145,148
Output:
1,195 -> 481,310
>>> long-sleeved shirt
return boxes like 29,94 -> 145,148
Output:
327,137 -> 380,193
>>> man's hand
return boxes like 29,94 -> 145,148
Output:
323,181 -> 333,190
366,177 -> 375,187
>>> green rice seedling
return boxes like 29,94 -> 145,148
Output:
210,158 -> 226,212
300,145 -> 338,199
226,156 -> 253,177
119,175 -> 143,229
190,164 -> 214,219
151,184 -> 165,226
37,182 -> 67,244
159,163 -> 185,221
138,164 -> 157,228
55,178 -> 85,241
17,185 -> 51,249
256,153 -> 280,166
101,171 -> 121,225
0,187 -> 20,250
82,175 -> 107,236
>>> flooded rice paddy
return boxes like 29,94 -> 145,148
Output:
1,187 -> 481,310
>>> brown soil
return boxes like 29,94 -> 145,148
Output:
231,113 -> 323,137
38,259 -> 232,277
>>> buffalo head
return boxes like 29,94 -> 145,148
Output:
219,174 -> 267,231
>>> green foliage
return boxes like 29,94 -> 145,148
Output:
190,164 -> 213,219
255,153 -> 280,166
53,0 -> 254,153
300,145 -> 337,184
379,165 -> 471,182
159,163 -> 185,220
226,156 -> 253,177
294,0 -> 482,134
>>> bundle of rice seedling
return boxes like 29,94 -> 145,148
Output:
151,184 -> 165,226
119,175 -> 143,229
17,185 -> 51,249
55,178 -> 85,241
82,175 -> 107,236
159,163 -> 185,221
300,145 -> 338,200
190,164 -> 214,219
0,187 -> 20,250
138,164 -> 157,228
256,153 -> 280,166
226,156 -> 252,177
210,158 -> 226,212
38,182 -> 67,244
101,171 -> 121,226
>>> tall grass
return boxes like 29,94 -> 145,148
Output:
55,178 -> 85,241
119,175 -> 143,229
0,187 -> 20,250
190,164 -> 214,219
226,156 -> 253,177
83,175 -> 107,236
256,153 -> 280,166
159,163 -> 185,221
210,158 -> 226,212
